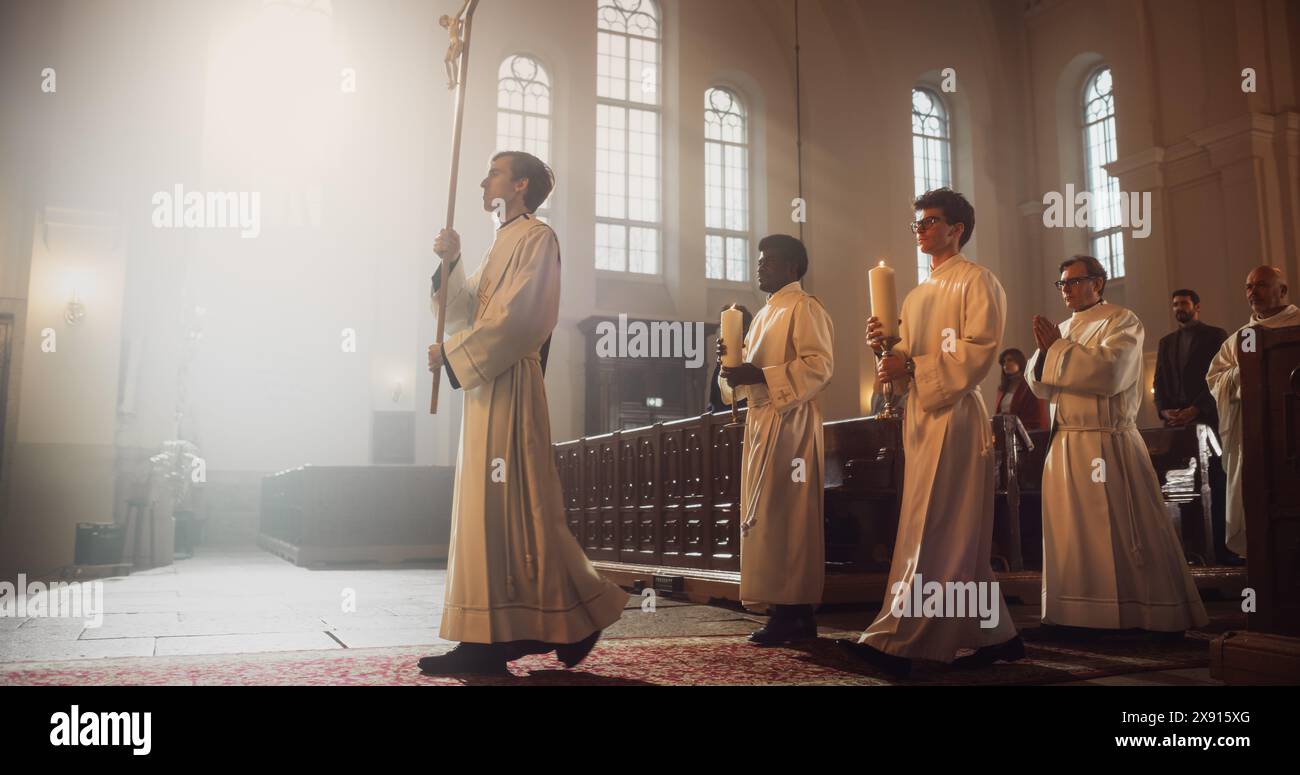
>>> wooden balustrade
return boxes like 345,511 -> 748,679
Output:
554,407 -> 1235,602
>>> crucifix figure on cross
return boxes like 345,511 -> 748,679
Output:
439,0 -> 472,89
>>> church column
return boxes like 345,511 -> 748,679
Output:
1104,147 -> 1168,426
1105,146 -> 1170,342
1189,113 -> 1291,277
1013,199 -> 1050,374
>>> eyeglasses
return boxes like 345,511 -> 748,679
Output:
1055,276 -> 1100,290
909,216 -> 944,234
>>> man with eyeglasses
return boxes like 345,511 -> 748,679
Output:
1025,255 -> 1207,640
1206,265 -> 1300,560
836,188 -> 1021,677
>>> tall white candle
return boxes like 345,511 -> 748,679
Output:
868,260 -> 899,339
720,305 -> 743,367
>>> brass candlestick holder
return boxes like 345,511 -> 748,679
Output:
724,382 -> 745,429
722,400 -> 743,429
720,333 -> 745,429
876,334 -> 903,419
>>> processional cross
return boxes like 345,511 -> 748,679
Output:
430,0 -> 479,414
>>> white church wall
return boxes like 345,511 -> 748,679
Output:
0,0 -> 212,578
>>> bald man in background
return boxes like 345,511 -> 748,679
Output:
1207,266 -> 1300,559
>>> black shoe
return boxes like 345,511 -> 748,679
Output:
792,605 -> 818,639
749,606 -> 818,646
556,630 -> 601,668
417,643 -> 510,676
503,639 -> 557,661
952,635 -> 1026,669
833,638 -> 912,678
794,613 -> 819,640
748,619 -> 817,646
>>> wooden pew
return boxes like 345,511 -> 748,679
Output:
823,416 -> 903,571
1211,323 -> 1300,684
557,408 -> 1242,604
554,410 -> 746,584
1140,424 -> 1217,565
555,410 -> 906,600
258,465 -> 454,565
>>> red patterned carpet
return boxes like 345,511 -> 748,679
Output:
0,632 -> 1211,686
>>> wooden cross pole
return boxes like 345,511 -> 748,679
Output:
431,0 -> 479,415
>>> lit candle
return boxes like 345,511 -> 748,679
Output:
720,305 -> 743,368
868,260 -> 899,338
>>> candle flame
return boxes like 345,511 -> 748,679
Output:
878,260 -> 886,267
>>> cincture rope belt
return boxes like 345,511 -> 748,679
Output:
1053,421 -> 1144,565
739,391 -> 776,536
971,390 -> 995,457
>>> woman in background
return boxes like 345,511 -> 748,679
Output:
994,348 -> 1048,430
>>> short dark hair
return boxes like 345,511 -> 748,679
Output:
1059,254 -> 1108,296
914,187 -> 975,248
492,151 -> 555,211
758,234 -> 809,279
1171,288 -> 1200,305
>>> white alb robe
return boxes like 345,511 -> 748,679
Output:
1026,301 -> 1208,631
434,213 -> 628,643
859,254 -> 1018,661
1206,304 -> 1300,558
719,281 -> 834,607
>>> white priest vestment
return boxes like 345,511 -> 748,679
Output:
1206,304 -> 1300,558
434,213 -> 628,643
719,280 -> 834,607
859,255 -> 1018,661
1026,301 -> 1208,631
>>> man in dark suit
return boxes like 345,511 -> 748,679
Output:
1155,289 -> 1228,430
1153,288 -> 1234,563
